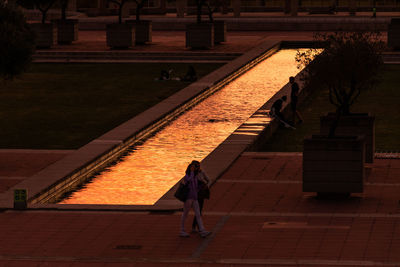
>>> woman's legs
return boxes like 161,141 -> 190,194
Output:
192,198 -> 204,231
181,199 -> 210,237
180,199 -> 193,234
192,200 -> 206,232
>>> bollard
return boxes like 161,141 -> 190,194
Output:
14,189 -> 27,210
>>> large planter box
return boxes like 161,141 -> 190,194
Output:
186,23 -> 214,49
30,23 -> 57,48
213,20 -> 227,44
303,135 -> 365,194
320,113 -> 375,163
126,20 -> 152,44
388,18 -> 400,50
106,24 -> 135,49
56,19 -> 79,44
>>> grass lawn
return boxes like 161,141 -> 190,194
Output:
259,64 -> 400,152
0,63 -> 223,149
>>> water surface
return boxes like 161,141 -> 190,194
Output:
60,49 -> 305,205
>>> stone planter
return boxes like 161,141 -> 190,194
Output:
388,18 -> 400,50
126,20 -> 152,44
303,135 -> 365,194
320,113 -> 375,163
30,23 -> 57,48
186,23 -> 214,49
213,20 -> 226,44
56,19 -> 79,44
106,23 -> 135,49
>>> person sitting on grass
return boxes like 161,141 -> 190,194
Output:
181,65 -> 197,82
156,69 -> 173,81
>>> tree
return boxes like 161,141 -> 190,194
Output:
194,0 -> 207,24
195,0 -> 218,23
108,0 -> 131,24
17,0 -> 57,24
0,3 -> 35,81
132,0 -> 147,22
296,31 -> 385,137
60,0 -> 68,21
205,0 -> 220,22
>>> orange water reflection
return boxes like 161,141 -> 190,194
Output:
60,49 -> 306,205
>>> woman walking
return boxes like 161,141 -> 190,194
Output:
191,160 -> 210,233
180,161 -> 211,238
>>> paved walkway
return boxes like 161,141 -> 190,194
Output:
38,31 -> 316,53
0,150 -> 72,194
33,10 -> 395,53
1,18 -> 399,265
1,152 -> 400,266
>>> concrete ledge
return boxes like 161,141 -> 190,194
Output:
32,51 -> 242,63
77,16 -> 390,31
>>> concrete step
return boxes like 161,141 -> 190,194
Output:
32,51 -> 242,62
382,53 -> 400,63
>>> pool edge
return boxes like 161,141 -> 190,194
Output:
0,39 -> 300,210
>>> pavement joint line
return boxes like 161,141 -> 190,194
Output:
32,60 -> 232,63
262,222 -> 350,229
202,211 -> 400,218
1,255 -> 399,266
365,182 -> 400,186
218,258 -> 400,266
218,179 -> 301,184
218,179 -> 400,186
191,214 -> 230,258
0,176 -> 29,180
4,209 -> 150,214
91,139 -> 123,144
0,255 -> 210,264
242,151 -> 400,158
0,149 -> 74,153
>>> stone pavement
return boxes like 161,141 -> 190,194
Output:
0,150 -> 72,194
1,19 -> 399,265
1,152 -> 400,266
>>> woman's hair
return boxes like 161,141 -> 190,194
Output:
185,160 -> 200,175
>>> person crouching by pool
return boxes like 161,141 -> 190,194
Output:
180,161 -> 212,238
191,160 -> 210,233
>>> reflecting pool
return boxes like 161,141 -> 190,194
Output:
59,49 -> 306,205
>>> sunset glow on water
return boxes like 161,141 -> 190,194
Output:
59,49 -> 306,205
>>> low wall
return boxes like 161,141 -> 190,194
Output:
77,17 -> 390,31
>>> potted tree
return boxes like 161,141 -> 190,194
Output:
17,0 -> 58,48
297,31 -> 384,195
55,0 -> 78,44
186,0 -> 214,49
106,0 -> 135,48
206,0 -> 226,44
0,3 -> 35,80
126,0 -> 152,44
